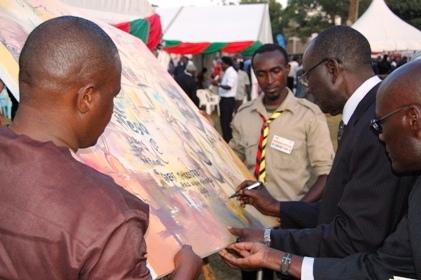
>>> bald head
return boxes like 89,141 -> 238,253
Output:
376,60 -> 421,173
378,60 -> 421,107
14,16 -> 122,150
19,16 -> 120,102
307,26 -> 371,71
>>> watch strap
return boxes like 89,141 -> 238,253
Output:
263,228 -> 271,246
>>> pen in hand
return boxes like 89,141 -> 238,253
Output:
228,182 -> 262,199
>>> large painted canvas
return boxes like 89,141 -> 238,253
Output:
0,0 -> 275,278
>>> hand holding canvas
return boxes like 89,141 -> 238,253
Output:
228,227 -> 264,243
172,245 -> 203,280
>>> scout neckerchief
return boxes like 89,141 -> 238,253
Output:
254,110 -> 283,182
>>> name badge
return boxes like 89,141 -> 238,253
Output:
271,135 -> 295,154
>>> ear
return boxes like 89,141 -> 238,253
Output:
76,84 -> 96,114
285,63 -> 291,76
406,105 -> 421,138
325,59 -> 342,84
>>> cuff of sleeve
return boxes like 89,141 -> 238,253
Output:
301,257 -> 315,280
311,165 -> 332,176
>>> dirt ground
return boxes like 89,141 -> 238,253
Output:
161,253 -> 241,279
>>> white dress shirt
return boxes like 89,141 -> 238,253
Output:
301,75 -> 381,280
342,75 -> 381,125
218,66 -> 238,98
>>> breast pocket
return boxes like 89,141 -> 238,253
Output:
269,136 -> 303,171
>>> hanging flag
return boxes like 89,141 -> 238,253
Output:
114,13 -> 162,50
163,40 -> 263,56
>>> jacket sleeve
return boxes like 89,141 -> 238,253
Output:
271,112 -> 414,257
313,211 -> 418,280
279,201 -> 320,229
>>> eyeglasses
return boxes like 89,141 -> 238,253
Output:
299,58 -> 329,87
370,104 -> 420,135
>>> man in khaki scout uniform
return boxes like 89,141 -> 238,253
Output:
230,44 -> 334,202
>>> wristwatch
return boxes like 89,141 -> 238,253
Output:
263,228 -> 271,246
281,253 -> 292,275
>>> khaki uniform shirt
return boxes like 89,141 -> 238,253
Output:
229,90 -> 334,201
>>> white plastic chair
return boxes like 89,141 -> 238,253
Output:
205,91 -> 220,116
196,89 -> 208,108
196,89 -> 220,115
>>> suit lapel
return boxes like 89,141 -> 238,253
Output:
340,83 -> 380,142
347,84 -> 379,127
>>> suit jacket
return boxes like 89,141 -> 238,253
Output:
271,84 -> 416,258
174,72 -> 199,107
313,175 -> 421,279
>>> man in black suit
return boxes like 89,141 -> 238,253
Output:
174,61 -> 199,108
224,26 -> 415,276
220,59 -> 421,280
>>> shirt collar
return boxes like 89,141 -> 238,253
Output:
342,75 -> 381,125
252,88 -> 296,116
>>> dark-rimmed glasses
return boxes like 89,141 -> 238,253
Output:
299,58 -> 330,87
370,104 -> 420,135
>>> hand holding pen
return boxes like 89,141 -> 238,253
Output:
229,181 -> 262,199
231,180 -> 280,217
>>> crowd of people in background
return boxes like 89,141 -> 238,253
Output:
0,79 -> 18,126
165,49 -> 410,149
0,39 -> 413,134
372,54 -> 408,76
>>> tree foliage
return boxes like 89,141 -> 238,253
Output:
387,0 -> 421,30
240,0 -> 421,41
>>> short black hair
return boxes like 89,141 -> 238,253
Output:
221,56 -> 234,67
310,26 -> 371,68
251,44 -> 289,68
19,16 -> 119,100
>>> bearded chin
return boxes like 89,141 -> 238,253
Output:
266,93 -> 281,101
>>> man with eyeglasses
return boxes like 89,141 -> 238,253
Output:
220,59 -> 421,280
225,26 -> 416,278
230,44 -> 334,280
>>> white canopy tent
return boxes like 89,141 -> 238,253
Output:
156,4 -> 272,55
352,0 -> 421,52
155,4 -> 273,101
157,4 -> 272,44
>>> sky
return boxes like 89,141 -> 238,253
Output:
150,0 -> 288,8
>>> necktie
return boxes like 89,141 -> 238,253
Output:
337,120 -> 345,142
254,110 -> 283,182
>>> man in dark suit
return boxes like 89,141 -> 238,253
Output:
174,61 -> 199,108
225,26 -> 415,276
220,59 -> 421,280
